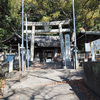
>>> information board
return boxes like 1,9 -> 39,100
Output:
6,55 -> 14,62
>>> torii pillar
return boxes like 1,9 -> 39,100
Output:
59,24 -> 65,61
30,25 -> 35,61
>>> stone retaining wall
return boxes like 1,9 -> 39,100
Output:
83,61 -> 100,96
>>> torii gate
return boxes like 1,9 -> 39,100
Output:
24,19 -> 71,62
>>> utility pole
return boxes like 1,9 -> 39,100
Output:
25,13 -> 29,69
72,0 -> 78,69
22,0 -> 24,71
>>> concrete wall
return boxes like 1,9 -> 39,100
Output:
83,61 -> 100,96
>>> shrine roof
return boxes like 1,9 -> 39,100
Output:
2,33 -> 60,48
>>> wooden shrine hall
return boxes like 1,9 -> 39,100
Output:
77,31 -> 100,50
2,32 -> 62,62
2,32 -> 26,53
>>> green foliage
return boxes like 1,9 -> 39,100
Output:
74,0 -> 100,30
0,0 -> 100,46
40,16 -> 51,22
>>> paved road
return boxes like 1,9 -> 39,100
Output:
1,69 -> 86,100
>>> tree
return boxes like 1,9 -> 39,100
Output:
0,0 -> 100,44
74,0 -> 100,31
0,0 -> 11,44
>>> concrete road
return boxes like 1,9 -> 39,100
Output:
1,69 -> 88,100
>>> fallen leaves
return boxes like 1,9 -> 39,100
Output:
69,79 -> 97,100
0,76 -> 6,98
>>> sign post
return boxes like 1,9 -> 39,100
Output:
6,55 -> 14,73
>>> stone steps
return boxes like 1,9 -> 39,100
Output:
30,62 -> 63,69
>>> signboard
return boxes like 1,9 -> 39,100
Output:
5,55 -> 14,72
93,39 -> 100,51
6,55 -> 14,62
85,43 -> 91,52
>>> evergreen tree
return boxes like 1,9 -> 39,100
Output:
0,0 -> 100,44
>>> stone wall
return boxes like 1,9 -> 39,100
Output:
83,61 -> 100,96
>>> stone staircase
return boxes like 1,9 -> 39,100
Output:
29,62 -> 63,69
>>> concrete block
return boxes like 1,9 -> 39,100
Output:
83,61 -> 100,96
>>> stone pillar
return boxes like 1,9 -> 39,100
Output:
18,44 -> 21,71
65,34 -> 72,69
9,44 -> 12,54
91,43 -> 95,61
30,25 -> 35,61
9,60 -> 13,73
65,34 -> 71,61
59,24 -> 65,61
39,50 -> 43,62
